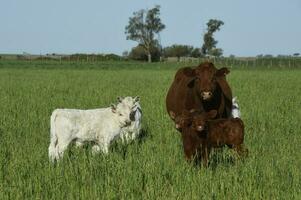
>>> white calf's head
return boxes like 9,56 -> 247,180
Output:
117,96 -> 141,121
111,103 -> 132,127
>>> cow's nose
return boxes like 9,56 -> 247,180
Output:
201,91 -> 212,99
125,120 -> 131,126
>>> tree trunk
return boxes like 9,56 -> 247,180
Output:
148,53 -> 152,63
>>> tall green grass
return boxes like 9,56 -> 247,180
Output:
0,62 -> 300,199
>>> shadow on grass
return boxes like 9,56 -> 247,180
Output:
207,148 -> 249,170
110,126 -> 151,159
188,149 -> 248,170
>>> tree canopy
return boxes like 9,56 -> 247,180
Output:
201,19 -> 224,57
125,5 -> 165,62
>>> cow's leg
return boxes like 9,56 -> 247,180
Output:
101,143 -> 109,154
98,138 -> 111,154
201,144 -> 210,168
234,144 -> 248,157
75,140 -> 84,148
92,145 -> 101,155
56,137 -> 73,160
131,128 -> 140,141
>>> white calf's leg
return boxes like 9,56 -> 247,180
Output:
75,140 -> 84,148
101,143 -> 109,154
120,130 -> 127,144
56,137 -> 73,160
92,145 -> 101,155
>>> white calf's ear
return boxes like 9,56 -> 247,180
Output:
117,97 -> 123,103
134,96 -> 140,102
111,104 -> 117,113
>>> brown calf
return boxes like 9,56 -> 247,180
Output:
170,110 -> 247,166
193,111 -> 247,166
170,110 -> 217,163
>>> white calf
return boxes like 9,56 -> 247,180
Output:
48,103 -> 132,162
231,97 -> 241,118
118,96 -> 142,143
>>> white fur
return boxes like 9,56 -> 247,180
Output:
48,103 -> 132,162
119,97 -> 142,143
231,96 -> 241,118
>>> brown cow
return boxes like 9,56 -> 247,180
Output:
166,62 -> 232,120
170,110 -> 247,167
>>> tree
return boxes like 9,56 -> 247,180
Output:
163,44 -> 193,60
125,5 -> 165,62
122,51 -> 129,58
209,48 -> 223,57
229,54 -> 235,59
293,53 -> 300,57
129,44 -> 161,62
201,19 -> 224,57
191,48 -> 201,58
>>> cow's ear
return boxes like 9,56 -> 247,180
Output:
111,104 -> 117,113
206,110 -> 217,119
117,96 -> 123,103
187,77 -> 196,88
216,67 -> 230,77
169,111 -> 176,119
134,96 -> 140,102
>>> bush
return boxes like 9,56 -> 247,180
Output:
128,45 -> 161,62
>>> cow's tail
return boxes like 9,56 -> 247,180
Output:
48,110 -> 59,162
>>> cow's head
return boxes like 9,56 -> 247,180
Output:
192,110 -> 217,132
188,62 -> 230,101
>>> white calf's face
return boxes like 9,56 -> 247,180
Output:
113,103 -> 132,127
118,96 -> 140,121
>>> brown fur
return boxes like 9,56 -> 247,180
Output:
170,110 -> 247,167
166,62 -> 233,121
193,112 -> 248,166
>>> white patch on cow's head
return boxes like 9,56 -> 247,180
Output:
196,125 -> 204,131
201,91 -> 213,100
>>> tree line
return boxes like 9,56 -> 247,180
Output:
125,5 -> 225,62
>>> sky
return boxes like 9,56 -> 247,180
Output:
0,0 -> 300,56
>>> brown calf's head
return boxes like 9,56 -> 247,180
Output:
170,110 -> 194,131
192,110 -> 217,132
188,62 -> 230,101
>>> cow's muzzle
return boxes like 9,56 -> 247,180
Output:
201,91 -> 212,100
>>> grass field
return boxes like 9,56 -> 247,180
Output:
0,61 -> 300,199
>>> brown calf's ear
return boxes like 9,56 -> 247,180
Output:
111,104 -> 117,113
206,110 -> 217,119
216,67 -> 230,77
134,96 -> 140,102
169,111 -> 176,119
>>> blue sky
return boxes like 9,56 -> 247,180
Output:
1,0 -> 300,56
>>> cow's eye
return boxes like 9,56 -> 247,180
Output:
119,113 -> 123,116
